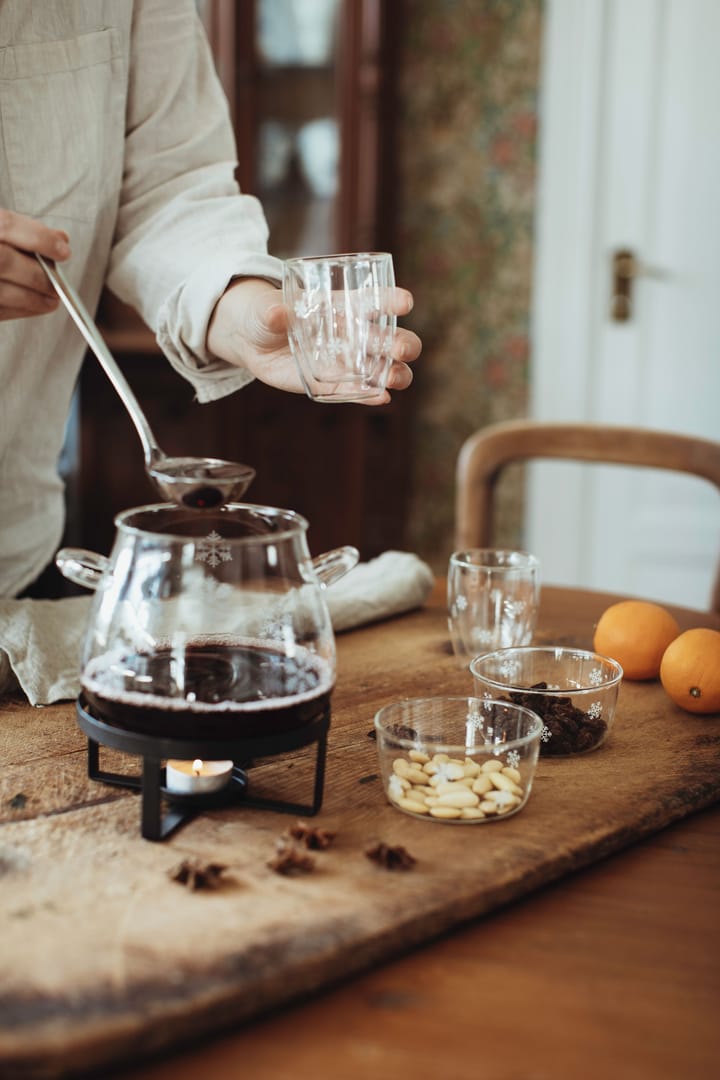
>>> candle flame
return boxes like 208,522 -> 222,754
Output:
192,758 -> 203,776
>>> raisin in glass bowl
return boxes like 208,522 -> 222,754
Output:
470,647 -> 623,756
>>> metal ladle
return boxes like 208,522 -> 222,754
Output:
36,254 -> 256,508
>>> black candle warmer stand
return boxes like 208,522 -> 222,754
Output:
76,697 -> 329,841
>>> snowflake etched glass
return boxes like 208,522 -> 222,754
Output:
195,530 -> 232,567
499,658 -> 520,680
388,774 -> 405,801
282,656 -> 319,696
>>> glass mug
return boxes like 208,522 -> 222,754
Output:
56,503 -> 359,738
447,549 -> 540,665
283,251 -> 397,402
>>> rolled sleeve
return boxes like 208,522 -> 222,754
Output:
105,0 -> 281,400
156,246 -> 283,403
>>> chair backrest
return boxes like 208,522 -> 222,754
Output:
455,420 -> 720,613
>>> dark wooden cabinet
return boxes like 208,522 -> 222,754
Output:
76,0 -> 410,560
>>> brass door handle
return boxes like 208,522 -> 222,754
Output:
610,248 -> 638,322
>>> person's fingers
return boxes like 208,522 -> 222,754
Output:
0,243 -> 62,297
390,287 -> 414,316
0,208 -> 71,261
0,210 -> 71,318
0,279 -> 59,319
391,327 -> 422,363
356,391 -> 391,406
386,360 -> 414,391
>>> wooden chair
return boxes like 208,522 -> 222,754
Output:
455,420 -> 720,613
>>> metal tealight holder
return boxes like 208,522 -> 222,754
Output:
76,696 -> 329,841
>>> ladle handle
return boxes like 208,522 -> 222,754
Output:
36,254 -> 160,464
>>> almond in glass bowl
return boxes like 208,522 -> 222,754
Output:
374,695 -> 543,823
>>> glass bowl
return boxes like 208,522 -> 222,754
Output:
374,696 -> 543,824
470,646 -> 624,756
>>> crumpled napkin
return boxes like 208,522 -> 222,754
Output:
0,550 -> 434,706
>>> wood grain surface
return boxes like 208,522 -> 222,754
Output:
1,585 -> 718,1078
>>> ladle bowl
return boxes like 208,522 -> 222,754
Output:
37,254 -> 256,506
147,454 -> 256,508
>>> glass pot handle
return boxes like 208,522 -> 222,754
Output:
311,545 -> 359,587
55,547 -> 110,591
57,545 -> 360,591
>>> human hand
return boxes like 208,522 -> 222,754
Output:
0,210 -> 72,320
208,277 -> 421,404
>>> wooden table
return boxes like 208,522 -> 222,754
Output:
1,584 -> 719,1079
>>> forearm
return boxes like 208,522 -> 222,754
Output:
104,0 -> 283,399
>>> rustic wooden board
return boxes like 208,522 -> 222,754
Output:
1,586 -> 719,1079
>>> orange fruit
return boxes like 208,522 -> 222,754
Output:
593,599 -> 680,681
659,628 -> 720,714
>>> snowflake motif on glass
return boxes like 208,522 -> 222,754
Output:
502,599 -> 526,618
195,531 -> 232,567
259,610 -> 293,643
540,725 -> 553,743
388,774 -> 405,801
465,707 -> 485,737
454,594 -> 469,612
506,749 -> 521,769
499,658 -> 521,680
588,700 -> 603,719
282,657 -> 317,696
588,668 -> 604,686
473,628 -> 496,646
434,760 -> 462,783
493,790 -> 516,808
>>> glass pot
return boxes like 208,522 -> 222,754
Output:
56,503 -> 359,738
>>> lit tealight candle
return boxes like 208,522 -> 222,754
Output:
165,758 -> 233,795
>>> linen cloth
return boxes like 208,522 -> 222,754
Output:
0,551 -> 435,706
0,0 -> 283,598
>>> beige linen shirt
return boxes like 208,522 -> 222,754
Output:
0,0 -> 283,597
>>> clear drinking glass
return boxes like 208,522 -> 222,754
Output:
447,549 -> 540,665
283,252 -> 397,402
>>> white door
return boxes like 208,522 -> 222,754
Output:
527,0 -> 720,609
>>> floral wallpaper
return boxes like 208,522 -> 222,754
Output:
395,0 -> 543,571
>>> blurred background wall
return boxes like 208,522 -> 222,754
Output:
395,0 -> 542,571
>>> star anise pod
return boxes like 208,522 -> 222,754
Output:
168,857 -> 228,891
267,839 -> 316,876
364,842 -> 416,871
287,820 -> 336,850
